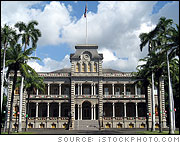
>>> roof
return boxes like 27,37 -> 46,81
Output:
51,68 -> 71,73
51,68 -> 126,73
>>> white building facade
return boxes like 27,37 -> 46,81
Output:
7,45 -> 166,130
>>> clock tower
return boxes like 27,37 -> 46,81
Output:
70,44 -> 103,76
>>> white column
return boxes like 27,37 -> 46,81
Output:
59,84 -> 61,96
36,102 -> 39,117
91,104 -> 93,120
36,89 -> 38,96
94,105 -> 96,120
124,103 -> 126,117
81,83 -> 82,95
80,104 -> 82,120
48,84 -> 50,95
113,103 -> 115,117
124,84 -> 126,95
47,102 -> 50,117
78,105 -> 80,120
91,83 -> 93,95
136,103 -> 138,117
135,84 -> 137,95
112,84 -> 114,95
59,103 -> 61,117
78,84 -> 80,96
94,83 -> 96,95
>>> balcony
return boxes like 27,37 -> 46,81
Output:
29,94 -> 69,99
75,94 -> 98,98
103,93 -> 145,98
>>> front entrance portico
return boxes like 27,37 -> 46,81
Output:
82,101 -> 91,120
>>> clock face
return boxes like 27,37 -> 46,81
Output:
83,54 -> 89,60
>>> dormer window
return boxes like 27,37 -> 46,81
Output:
94,63 -> 97,72
82,63 -> 86,72
88,63 -> 91,72
76,63 -> 80,72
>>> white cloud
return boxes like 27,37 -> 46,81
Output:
28,55 -> 70,72
151,1 -> 179,25
1,1 -> 179,72
1,1 -> 72,46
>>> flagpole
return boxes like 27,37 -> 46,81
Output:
85,2 -> 87,45
86,11 -> 87,45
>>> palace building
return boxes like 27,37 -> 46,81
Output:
7,44 -> 167,130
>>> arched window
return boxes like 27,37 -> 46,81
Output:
82,63 -> 86,72
15,87 -> 20,95
94,63 -> 97,72
88,63 -> 91,72
76,63 -> 80,72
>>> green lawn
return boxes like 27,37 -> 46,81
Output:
1,132 -> 36,134
136,130 -> 179,134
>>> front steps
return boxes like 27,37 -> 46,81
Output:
74,120 -> 99,130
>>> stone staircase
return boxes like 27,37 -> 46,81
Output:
74,120 -> 99,130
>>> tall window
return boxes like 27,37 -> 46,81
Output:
88,63 -> 91,72
76,63 -> 80,72
94,63 -> 97,72
115,88 -> 120,95
137,88 -> 141,95
104,88 -> 109,95
82,63 -> 86,72
126,87 -> 131,95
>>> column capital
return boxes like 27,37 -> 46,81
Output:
47,102 -> 50,105
59,83 -> 61,86
124,102 -> 126,105
36,102 -> 39,105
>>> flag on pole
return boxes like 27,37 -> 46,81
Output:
84,4 -> 87,18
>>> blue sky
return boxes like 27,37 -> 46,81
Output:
1,1 -> 179,72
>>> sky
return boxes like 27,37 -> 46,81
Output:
1,1 -> 179,72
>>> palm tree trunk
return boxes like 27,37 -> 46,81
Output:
1,45 -> 7,113
18,76 -> 24,132
8,69 -> 18,134
25,91 -> 30,131
144,81 -> 149,131
167,51 -> 174,134
151,72 -> 155,131
157,76 -> 162,132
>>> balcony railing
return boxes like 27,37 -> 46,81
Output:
29,94 -> 69,99
75,94 -> 98,98
103,94 -> 145,98
28,117 -> 69,120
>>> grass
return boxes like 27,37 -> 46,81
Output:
1,131 -> 36,134
136,130 -> 179,134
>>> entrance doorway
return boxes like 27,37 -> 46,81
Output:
82,101 -> 91,120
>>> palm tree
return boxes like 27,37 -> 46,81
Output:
139,32 -> 158,132
1,25 -> 17,113
6,44 -> 39,134
14,20 -> 41,131
153,17 -> 178,134
24,73 -> 45,131
134,60 -> 152,131
14,20 -> 41,51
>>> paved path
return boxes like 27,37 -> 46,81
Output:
2,128 -> 179,134
23,128 -> 167,134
